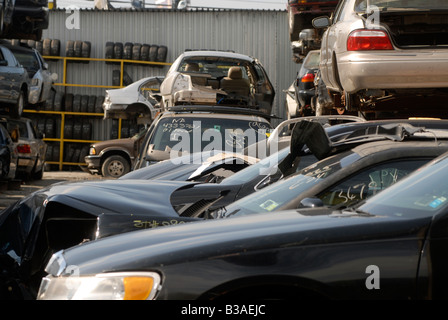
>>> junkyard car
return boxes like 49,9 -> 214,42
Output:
5,117 -> 47,180
0,122 -> 18,180
102,76 -> 164,123
313,0 -> 448,114
132,105 -> 273,170
0,44 -> 30,118
38,149 -> 448,300
160,51 -> 275,115
2,120 -> 448,299
4,41 -> 56,106
85,128 -> 148,178
285,50 -> 320,119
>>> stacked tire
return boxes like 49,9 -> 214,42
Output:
105,41 -> 167,65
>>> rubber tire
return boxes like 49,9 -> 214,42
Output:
9,90 -> 25,118
157,45 -> 167,62
81,41 -> 91,63
80,95 -> 89,112
105,41 -> 114,64
42,38 -> 52,56
101,155 -> 130,178
35,40 -> 43,55
50,39 -> 60,56
113,42 -> 123,60
64,93 -> 73,112
132,43 -> 141,61
149,45 -> 158,61
64,118 -> 73,139
123,70 -> 133,86
140,44 -> 150,61
72,94 -> 81,112
95,95 -> 104,113
53,91 -> 64,111
44,90 -> 55,111
123,42 -> 133,60
65,40 -> 74,57
87,95 -> 96,113
112,70 -> 121,86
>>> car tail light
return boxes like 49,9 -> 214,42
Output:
347,29 -> 393,51
17,144 -> 31,154
301,73 -> 315,83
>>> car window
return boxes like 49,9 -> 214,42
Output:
8,121 -> 28,139
332,0 -> 348,22
220,151 -> 354,217
302,52 -> 320,69
359,154 -> 448,218
12,51 -> 39,73
178,57 -> 251,79
139,79 -> 161,102
317,159 -> 429,208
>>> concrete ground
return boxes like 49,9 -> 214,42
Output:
0,170 -> 107,211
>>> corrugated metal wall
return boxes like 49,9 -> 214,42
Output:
41,8 -> 297,139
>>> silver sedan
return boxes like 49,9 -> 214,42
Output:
314,0 -> 448,112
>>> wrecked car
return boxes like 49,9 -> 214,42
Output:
102,76 -> 164,123
2,120 -> 448,299
313,0 -> 448,115
160,50 -> 275,115
5,41 -> 57,106
132,105 -> 273,170
37,149 -> 448,300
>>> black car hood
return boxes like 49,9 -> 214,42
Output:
59,207 -> 433,275
28,179 -> 197,216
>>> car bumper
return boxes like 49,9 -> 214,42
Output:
337,50 -> 448,93
85,155 -> 101,173
17,157 -> 34,173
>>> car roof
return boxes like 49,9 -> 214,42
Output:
162,106 -> 273,122
179,50 -> 255,62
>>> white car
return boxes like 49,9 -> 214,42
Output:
160,50 -> 275,116
313,0 -> 448,114
102,76 -> 165,123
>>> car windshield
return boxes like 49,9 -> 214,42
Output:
302,51 -> 320,70
12,51 -> 40,75
355,0 -> 448,11
150,116 -> 271,153
178,57 -> 251,79
356,153 -> 448,218
218,151 -> 359,217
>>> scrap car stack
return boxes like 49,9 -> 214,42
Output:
2,0 -> 448,302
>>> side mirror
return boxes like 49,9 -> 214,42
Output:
312,16 -> 331,29
299,197 -> 324,208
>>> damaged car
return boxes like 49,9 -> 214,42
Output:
160,50 -> 275,116
102,76 -> 164,124
37,149 -> 448,300
4,41 -> 57,106
2,120 -> 448,299
313,0 -> 448,116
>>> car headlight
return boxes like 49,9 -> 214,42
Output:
37,272 -> 161,300
89,147 -> 96,155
